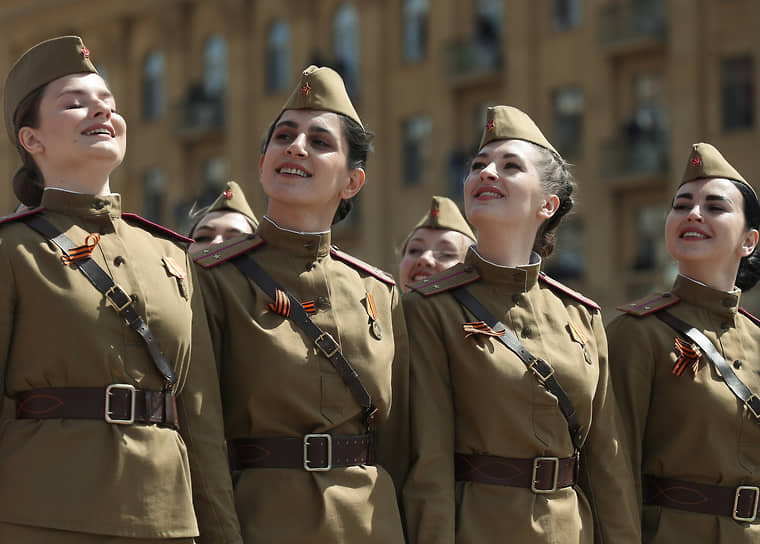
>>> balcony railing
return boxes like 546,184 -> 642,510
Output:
599,133 -> 669,180
444,36 -> 502,84
176,85 -> 225,139
598,1 -> 666,46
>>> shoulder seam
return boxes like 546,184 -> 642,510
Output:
122,213 -> 193,244
330,246 -> 395,286
539,273 -> 600,310
193,235 -> 265,268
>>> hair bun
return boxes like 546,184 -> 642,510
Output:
12,165 -> 43,207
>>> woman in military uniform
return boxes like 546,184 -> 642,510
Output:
398,195 -> 475,292
607,143 -> 760,542
0,36 -> 240,543
402,105 -> 639,543
188,180 -> 258,255
193,66 -> 409,543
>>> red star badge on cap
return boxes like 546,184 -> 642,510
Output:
691,156 -> 702,166
223,190 -> 233,200
486,120 -> 495,130
81,46 -> 90,58
300,82 -> 311,95
431,206 -> 440,217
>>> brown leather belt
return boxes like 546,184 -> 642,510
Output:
15,385 -> 178,429
455,452 -> 577,494
228,433 -> 374,472
644,475 -> 760,522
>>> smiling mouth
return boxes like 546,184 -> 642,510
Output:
277,167 -> 311,177
680,231 -> 709,239
82,127 -> 114,137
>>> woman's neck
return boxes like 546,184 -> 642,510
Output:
678,262 -> 739,293
265,202 -> 333,233
474,224 -> 535,267
39,163 -> 113,196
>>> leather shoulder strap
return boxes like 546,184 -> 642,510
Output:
451,286 -> 584,450
617,292 -> 681,316
0,206 -> 45,226
539,273 -> 601,311
121,213 -> 193,244
407,263 -> 481,296
193,234 -> 265,268
330,246 -> 395,286
22,215 -> 177,387
656,310 -> 760,421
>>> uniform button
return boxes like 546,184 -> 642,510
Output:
662,292 -> 671,298
522,326 -> 532,338
734,359 -> 743,369
304,241 -> 315,250
464,266 -> 474,273
304,263 -> 315,271
721,322 -> 730,331
316,296 -> 330,309
512,294 -> 520,304
130,294 -> 138,303
722,298 -> 734,307
113,256 -> 125,266
93,200 -> 106,210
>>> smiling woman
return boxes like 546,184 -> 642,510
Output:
193,66 -> 409,544
0,36 -> 241,543
607,143 -> 760,544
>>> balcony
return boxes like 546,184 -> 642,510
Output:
175,84 -> 225,141
599,132 -> 669,181
598,1 -> 667,51
444,36 -> 503,87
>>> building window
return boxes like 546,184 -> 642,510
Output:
552,86 -> 584,158
403,0 -> 429,63
142,50 -> 165,121
142,167 -> 167,222
402,115 -> 433,186
266,20 -> 291,93
202,157 -> 229,196
552,0 -> 582,31
204,34 -> 227,100
631,205 -> 666,272
722,54 -> 755,131
333,3 -> 360,99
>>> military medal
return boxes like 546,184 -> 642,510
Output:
364,293 -> 382,339
162,256 -> 188,300
568,321 -> 593,365
672,336 -> 701,376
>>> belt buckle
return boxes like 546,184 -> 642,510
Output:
105,284 -> 133,313
304,433 -> 332,471
528,358 -> 554,383
531,456 -> 559,494
105,384 -> 136,424
314,332 -> 340,358
733,485 -> 760,522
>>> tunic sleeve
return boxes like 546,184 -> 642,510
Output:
176,256 -> 242,544
580,310 -> 641,543
402,292 -> 456,544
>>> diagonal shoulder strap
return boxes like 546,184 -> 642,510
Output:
23,215 -> 177,387
656,310 -> 760,420
232,254 -> 376,428
451,286 -> 584,450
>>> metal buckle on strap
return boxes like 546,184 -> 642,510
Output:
105,284 -> 133,313
303,433 -> 332,471
104,384 -> 136,424
733,485 -> 760,522
746,395 -> 760,419
528,358 -> 554,383
531,456 -> 559,494
315,332 -> 340,358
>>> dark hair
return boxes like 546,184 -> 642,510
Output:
12,86 -> 46,207
260,111 -> 374,225
733,180 -> 760,291
531,143 -> 576,258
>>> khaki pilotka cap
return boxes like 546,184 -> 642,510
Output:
680,142 -> 757,200
280,65 -> 363,128
189,180 -> 258,236
478,105 -> 558,155
404,196 -> 476,249
4,35 -> 97,142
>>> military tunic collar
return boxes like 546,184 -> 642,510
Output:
466,247 -> 541,292
257,215 -> 331,258
40,188 -> 121,218
670,274 -> 740,319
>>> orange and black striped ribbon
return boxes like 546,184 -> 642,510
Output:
301,300 -> 317,315
60,233 -> 100,265
267,288 -> 291,318
364,293 -> 378,321
462,321 -> 506,338
673,336 -> 701,376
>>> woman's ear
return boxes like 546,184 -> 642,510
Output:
741,228 -> 760,257
18,127 -> 43,155
340,168 -> 365,200
537,194 -> 560,220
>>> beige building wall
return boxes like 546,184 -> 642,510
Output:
0,0 -> 758,315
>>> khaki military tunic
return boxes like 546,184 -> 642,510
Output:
0,190 -> 241,543
606,275 -> 760,542
402,249 -> 639,543
195,218 -> 409,543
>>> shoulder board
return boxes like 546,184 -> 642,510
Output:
616,292 -> 680,317
330,246 -> 395,286
121,213 -> 193,244
539,273 -> 601,311
408,263 -> 481,296
0,206 -> 45,226
739,307 -> 760,328
193,234 -> 265,268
